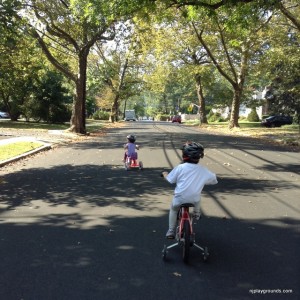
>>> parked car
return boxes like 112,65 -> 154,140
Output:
171,115 -> 181,123
261,115 -> 293,127
0,111 -> 10,118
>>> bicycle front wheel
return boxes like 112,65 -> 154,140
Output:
182,220 -> 190,263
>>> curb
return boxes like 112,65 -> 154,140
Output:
0,137 -> 52,167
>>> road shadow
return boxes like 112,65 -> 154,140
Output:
0,212 -> 298,300
1,164 -> 298,212
0,166 -> 299,299
0,164 -> 169,211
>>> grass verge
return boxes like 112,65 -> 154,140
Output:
0,119 -> 106,132
0,141 -> 45,161
184,120 -> 299,146
0,120 -> 69,130
0,119 -> 110,163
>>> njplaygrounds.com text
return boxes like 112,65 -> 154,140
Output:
249,289 -> 293,295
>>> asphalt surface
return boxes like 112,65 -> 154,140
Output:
0,121 -> 299,300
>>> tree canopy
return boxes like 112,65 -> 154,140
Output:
0,0 -> 299,130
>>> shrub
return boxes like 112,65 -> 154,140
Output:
247,109 -> 260,122
207,110 -> 214,119
208,112 -> 225,122
48,105 -> 71,123
93,110 -> 110,120
156,114 -> 170,121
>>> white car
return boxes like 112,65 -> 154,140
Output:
0,111 -> 10,118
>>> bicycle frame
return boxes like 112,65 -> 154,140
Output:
178,206 -> 193,242
162,203 -> 209,263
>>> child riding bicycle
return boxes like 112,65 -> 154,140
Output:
162,141 -> 218,239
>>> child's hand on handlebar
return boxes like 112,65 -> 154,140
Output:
161,171 -> 168,178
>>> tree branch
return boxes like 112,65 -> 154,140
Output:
216,20 -> 238,82
278,2 -> 300,31
30,27 -> 77,82
47,23 -> 80,52
191,22 -> 236,87
167,0 -> 257,9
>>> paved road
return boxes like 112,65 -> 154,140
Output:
0,122 -> 299,300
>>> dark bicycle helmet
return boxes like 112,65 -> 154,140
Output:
181,142 -> 204,163
127,134 -> 136,143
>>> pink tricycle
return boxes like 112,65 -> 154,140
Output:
124,152 -> 143,171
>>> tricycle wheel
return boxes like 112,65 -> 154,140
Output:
139,161 -> 143,170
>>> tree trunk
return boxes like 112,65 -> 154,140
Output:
110,59 -> 128,123
123,98 -> 127,119
195,74 -> 208,124
69,52 -> 88,134
163,93 -> 168,114
110,94 -> 120,123
229,87 -> 242,128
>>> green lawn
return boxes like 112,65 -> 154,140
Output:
0,119 -> 106,131
0,120 -> 70,130
183,120 -> 299,146
0,141 -> 45,161
0,119 -> 107,162
184,119 -> 298,131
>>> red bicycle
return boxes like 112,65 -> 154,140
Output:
162,203 -> 209,264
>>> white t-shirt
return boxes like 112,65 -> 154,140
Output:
166,162 -> 218,206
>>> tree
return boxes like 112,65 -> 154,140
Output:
3,0 -> 298,129
188,4 -> 273,128
90,25 -> 145,122
133,15 -> 205,118
0,19 -> 43,121
257,2 -> 300,123
153,18 -> 212,123
15,0 -> 145,133
153,0 -> 299,125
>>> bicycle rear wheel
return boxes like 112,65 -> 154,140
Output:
182,220 -> 190,263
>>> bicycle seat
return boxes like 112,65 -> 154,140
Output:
180,203 -> 195,208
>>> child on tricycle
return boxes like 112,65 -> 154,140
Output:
123,134 -> 143,170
